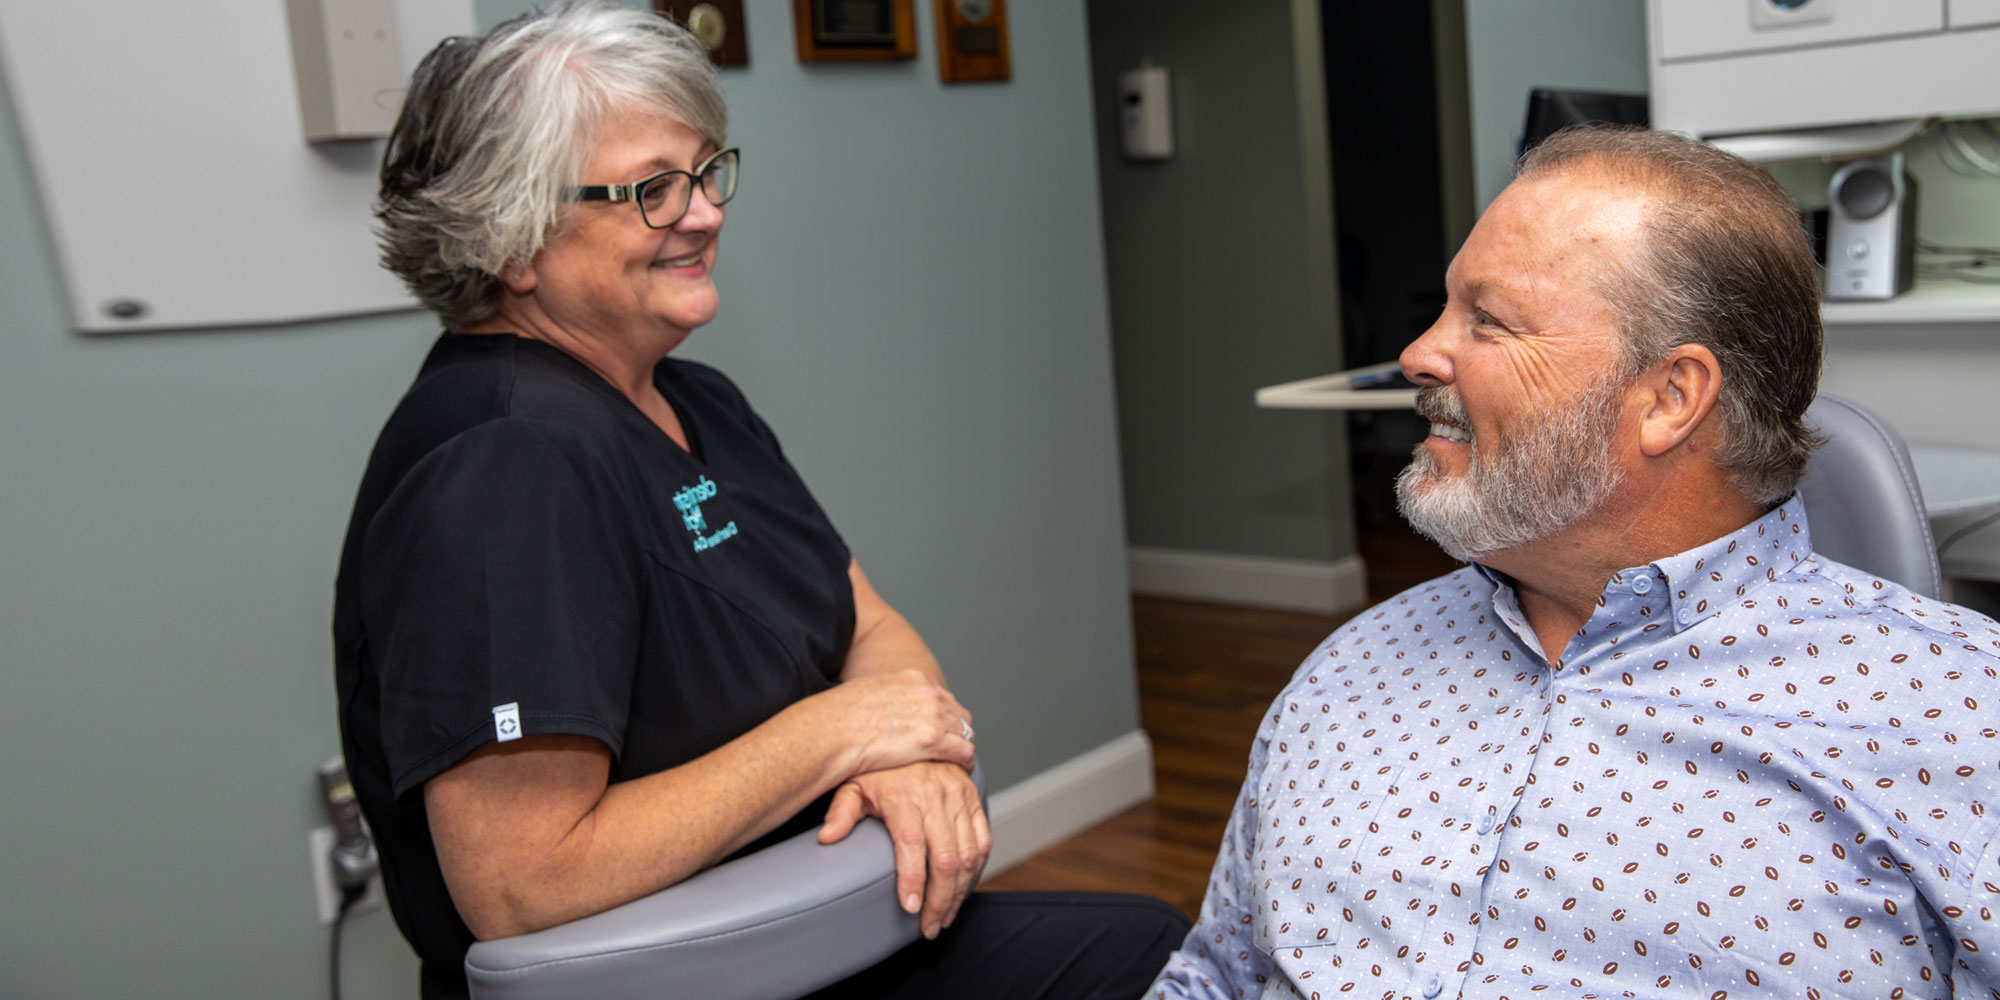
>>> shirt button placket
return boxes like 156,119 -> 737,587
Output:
1422,972 -> 1444,998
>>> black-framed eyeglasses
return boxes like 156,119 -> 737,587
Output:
564,147 -> 740,229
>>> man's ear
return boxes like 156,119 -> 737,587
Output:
1637,343 -> 1723,458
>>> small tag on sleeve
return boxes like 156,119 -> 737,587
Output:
491,702 -> 522,743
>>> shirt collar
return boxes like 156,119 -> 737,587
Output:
1644,493 -> 1812,633
1473,495 -> 1815,667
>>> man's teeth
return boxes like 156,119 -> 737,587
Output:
1430,422 -> 1472,443
658,252 -> 702,267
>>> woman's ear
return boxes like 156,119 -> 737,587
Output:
1637,343 -> 1724,458
499,261 -> 537,295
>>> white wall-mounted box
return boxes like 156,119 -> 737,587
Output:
1117,65 -> 1174,161
286,0 -> 404,142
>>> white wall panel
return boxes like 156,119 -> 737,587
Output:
0,0 -> 472,333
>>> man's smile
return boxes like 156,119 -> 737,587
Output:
1427,421 -> 1472,444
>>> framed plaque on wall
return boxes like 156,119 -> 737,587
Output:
793,0 -> 916,62
654,1 -> 749,67
934,0 -> 1009,83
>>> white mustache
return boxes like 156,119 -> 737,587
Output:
1414,386 -> 1468,426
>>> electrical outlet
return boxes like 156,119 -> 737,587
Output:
310,825 -> 384,925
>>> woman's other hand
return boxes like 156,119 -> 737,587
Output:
800,668 -> 975,777
817,761 -> 991,940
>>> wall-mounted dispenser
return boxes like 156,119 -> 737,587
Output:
1119,64 -> 1173,162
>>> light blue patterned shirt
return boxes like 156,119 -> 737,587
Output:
1153,497 -> 2000,1000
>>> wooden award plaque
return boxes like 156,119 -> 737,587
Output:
934,0 -> 1009,83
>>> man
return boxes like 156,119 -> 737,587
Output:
1150,126 -> 2000,1000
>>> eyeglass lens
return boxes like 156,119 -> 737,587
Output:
637,150 -> 739,229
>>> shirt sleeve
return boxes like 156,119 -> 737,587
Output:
1947,817 -> 2000,999
357,418 -> 642,798
1149,722 -> 1275,999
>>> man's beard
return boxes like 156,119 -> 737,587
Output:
1394,379 -> 1627,562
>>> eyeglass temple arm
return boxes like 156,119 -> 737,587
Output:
566,184 -> 634,202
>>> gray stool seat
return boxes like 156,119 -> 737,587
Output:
464,818 -> 916,999
464,763 -> 984,999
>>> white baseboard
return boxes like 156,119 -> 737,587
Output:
1129,547 -> 1367,614
983,730 -> 1154,877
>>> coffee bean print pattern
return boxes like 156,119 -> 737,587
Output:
1151,497 -> 2000,1000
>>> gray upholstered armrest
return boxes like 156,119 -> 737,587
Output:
464,763 -> 982,1000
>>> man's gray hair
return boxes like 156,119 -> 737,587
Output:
376,1 -> 727,329
1517,126 -> 1824,507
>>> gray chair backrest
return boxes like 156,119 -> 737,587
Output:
1794,395 -> 1942,598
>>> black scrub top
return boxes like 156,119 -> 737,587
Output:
332,333 -> 855,998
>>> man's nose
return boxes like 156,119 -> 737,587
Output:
1400,317 -> 1453,388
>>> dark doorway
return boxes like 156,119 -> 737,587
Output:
1321,1 -> 1464,591
1323,2 -> 1452,378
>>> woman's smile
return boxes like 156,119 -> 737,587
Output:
654,241 -> 709,272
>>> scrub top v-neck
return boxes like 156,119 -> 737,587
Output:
332,332 -> 855,996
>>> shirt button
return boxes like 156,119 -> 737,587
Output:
1424,973 -> 1444,998
1632,575 -> 1652,595
1676,606 -> 1693,624
1476,813 -> 1494,835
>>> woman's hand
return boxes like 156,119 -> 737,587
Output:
798,668 -> 976,778
817,560 -> 985,938
817,760 -> 991,940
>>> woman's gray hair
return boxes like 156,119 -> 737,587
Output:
1516,125 -> 1824,507
376,1 -> 727,329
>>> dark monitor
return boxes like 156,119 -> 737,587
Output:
1521,88 -> 1649,154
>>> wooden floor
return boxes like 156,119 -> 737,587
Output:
981,465 -> 1459,916
980,596 -> 1349,914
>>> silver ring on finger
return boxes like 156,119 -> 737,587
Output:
959,717 -> 975,742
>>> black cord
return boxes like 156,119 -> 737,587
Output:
1915,256 -> 2000,285
1918,238 -> 2000,257
331,884 -> 365,1000
1914,268 -> 2000,285
1938,509 -> 2000,558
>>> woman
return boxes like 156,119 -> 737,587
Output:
332,4 -> 1187,998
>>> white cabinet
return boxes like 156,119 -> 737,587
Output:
1953,0 -> 2000,29
1648,0 -> 2000,136
1656,0 -> 1943,62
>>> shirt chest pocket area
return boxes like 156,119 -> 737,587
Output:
1252,758 -> 1406,952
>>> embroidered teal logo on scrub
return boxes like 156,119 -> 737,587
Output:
671,475 -> 738,553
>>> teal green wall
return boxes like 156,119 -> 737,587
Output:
1087,0 -> 1355,563
0,1 -> 1138,994
1465,0 -> 1648,210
